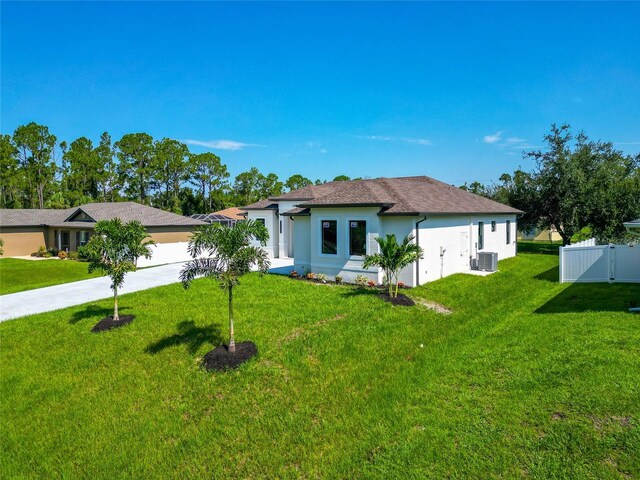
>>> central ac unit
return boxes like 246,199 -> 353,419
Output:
477,252 -> 498,272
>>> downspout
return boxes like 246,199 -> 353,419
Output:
415,216 -> 427,285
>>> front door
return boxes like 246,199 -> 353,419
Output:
60,231 -> 70,251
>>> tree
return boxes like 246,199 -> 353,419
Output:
153,138 -> 190,212
62,136 -> 100,206
524,124 -> 640,244
115,133 -> 154,204
84,219 -> 155,321
188,152 -> 229,212
0,238 -> 4,256
333,175 -> 351,182
0,134 -> 24,208
13,122 -> 58,208
258,172 -> 283,199
285,174 -> 312,191
94,132 -> 119,202
363,234 -> 424,298
233,167 -> 264,206
179,220 -> 270,353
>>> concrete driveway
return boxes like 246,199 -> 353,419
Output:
0,258 -> 294,322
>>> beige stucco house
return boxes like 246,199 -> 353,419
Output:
0,202 -> 204,257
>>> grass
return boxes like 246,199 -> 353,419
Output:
0,258 -> 102,295
1,254 -> 639,479
517,240 -> 562,255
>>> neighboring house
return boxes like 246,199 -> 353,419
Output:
0,202 -> 205,257
518,227 -> 562,242
242,176 -> 523,286
189,207 -> 246,227
624,218 -> 640,237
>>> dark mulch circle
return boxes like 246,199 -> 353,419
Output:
202,341 -> 258,371
91,315 -> 135,333
380,292 -> 416,307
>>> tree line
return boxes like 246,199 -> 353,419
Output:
460,124 -> 640,244
0,122 -> 355,215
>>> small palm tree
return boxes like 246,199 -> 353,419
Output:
84,218 -> 155,321
363,234 -> 424,298
179,220 -> 270,353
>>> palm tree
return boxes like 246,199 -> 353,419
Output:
363,234 -> 424,298
84,218 -> 155,321
179,220 -> 270,353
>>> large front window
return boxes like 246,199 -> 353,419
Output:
77,231 -> 90,247
321,220 -> 337,255
349,220 -> 366,256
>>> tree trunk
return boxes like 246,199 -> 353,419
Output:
113,285 -> 120,321
228,287 -> 236,353
388,271 -> 394,298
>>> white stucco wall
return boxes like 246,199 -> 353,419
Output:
291,207 -> 381,283
246,209 -> 279,258
417,214 -> 517,284
254,201 -> 518,287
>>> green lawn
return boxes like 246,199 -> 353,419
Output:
0,258 -> 102,295
1,254 -> 638,479
517,240 -> 562,255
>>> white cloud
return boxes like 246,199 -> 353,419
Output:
183,139 -> 262,151
356,135 -> 432,146
483,131 -> 503,144
505,137 -> 524,144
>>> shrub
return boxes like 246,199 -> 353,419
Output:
334,275 -> 343,284
68,251 -> 79,260
58,251 -> 68,260
397,282 -> 405,289
316,273 -> 327,283
289,270 -> 299,278
42,252 -> 53,258
354,275 -> 368,287
48,247 -> 60,257
306,272 -> 315,280
367,280 -> 376,287
77,246 -> 91,262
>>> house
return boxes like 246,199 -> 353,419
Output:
624,218 -> 640,237
0,202 -> 205,257
189,207 -> 246,227
517,227 -> 562,242
241,176 -> 523,286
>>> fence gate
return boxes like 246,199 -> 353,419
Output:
560,242 -> 640,283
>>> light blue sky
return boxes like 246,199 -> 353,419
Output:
2,2 -> 639,185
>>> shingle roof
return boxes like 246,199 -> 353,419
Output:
0,208 -> 72,227
242,176 -> 523,215
0,202 -> 205,228
213,207 -> 246,220
240,199 -> 279,210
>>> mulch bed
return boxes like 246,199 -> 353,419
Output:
91,315 -> 135,333
202,341 -> 258,371
379,292 -> 416,307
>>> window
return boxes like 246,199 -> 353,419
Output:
349,220 -> 366,256
478,222 -> 484,250
76,231 -> 90,247
255,218 -> 266,227
321,220 -> 337,255
506,220 -> 511,245
279,220 -> 283,234
491,221 -> 496,232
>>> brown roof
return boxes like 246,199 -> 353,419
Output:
0,202 -> 205,228
212,207 -> 246,221
241,199 -> 279,210
243,176 -> 523,215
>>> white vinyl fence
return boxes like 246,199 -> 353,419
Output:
560,240 -> 640,283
